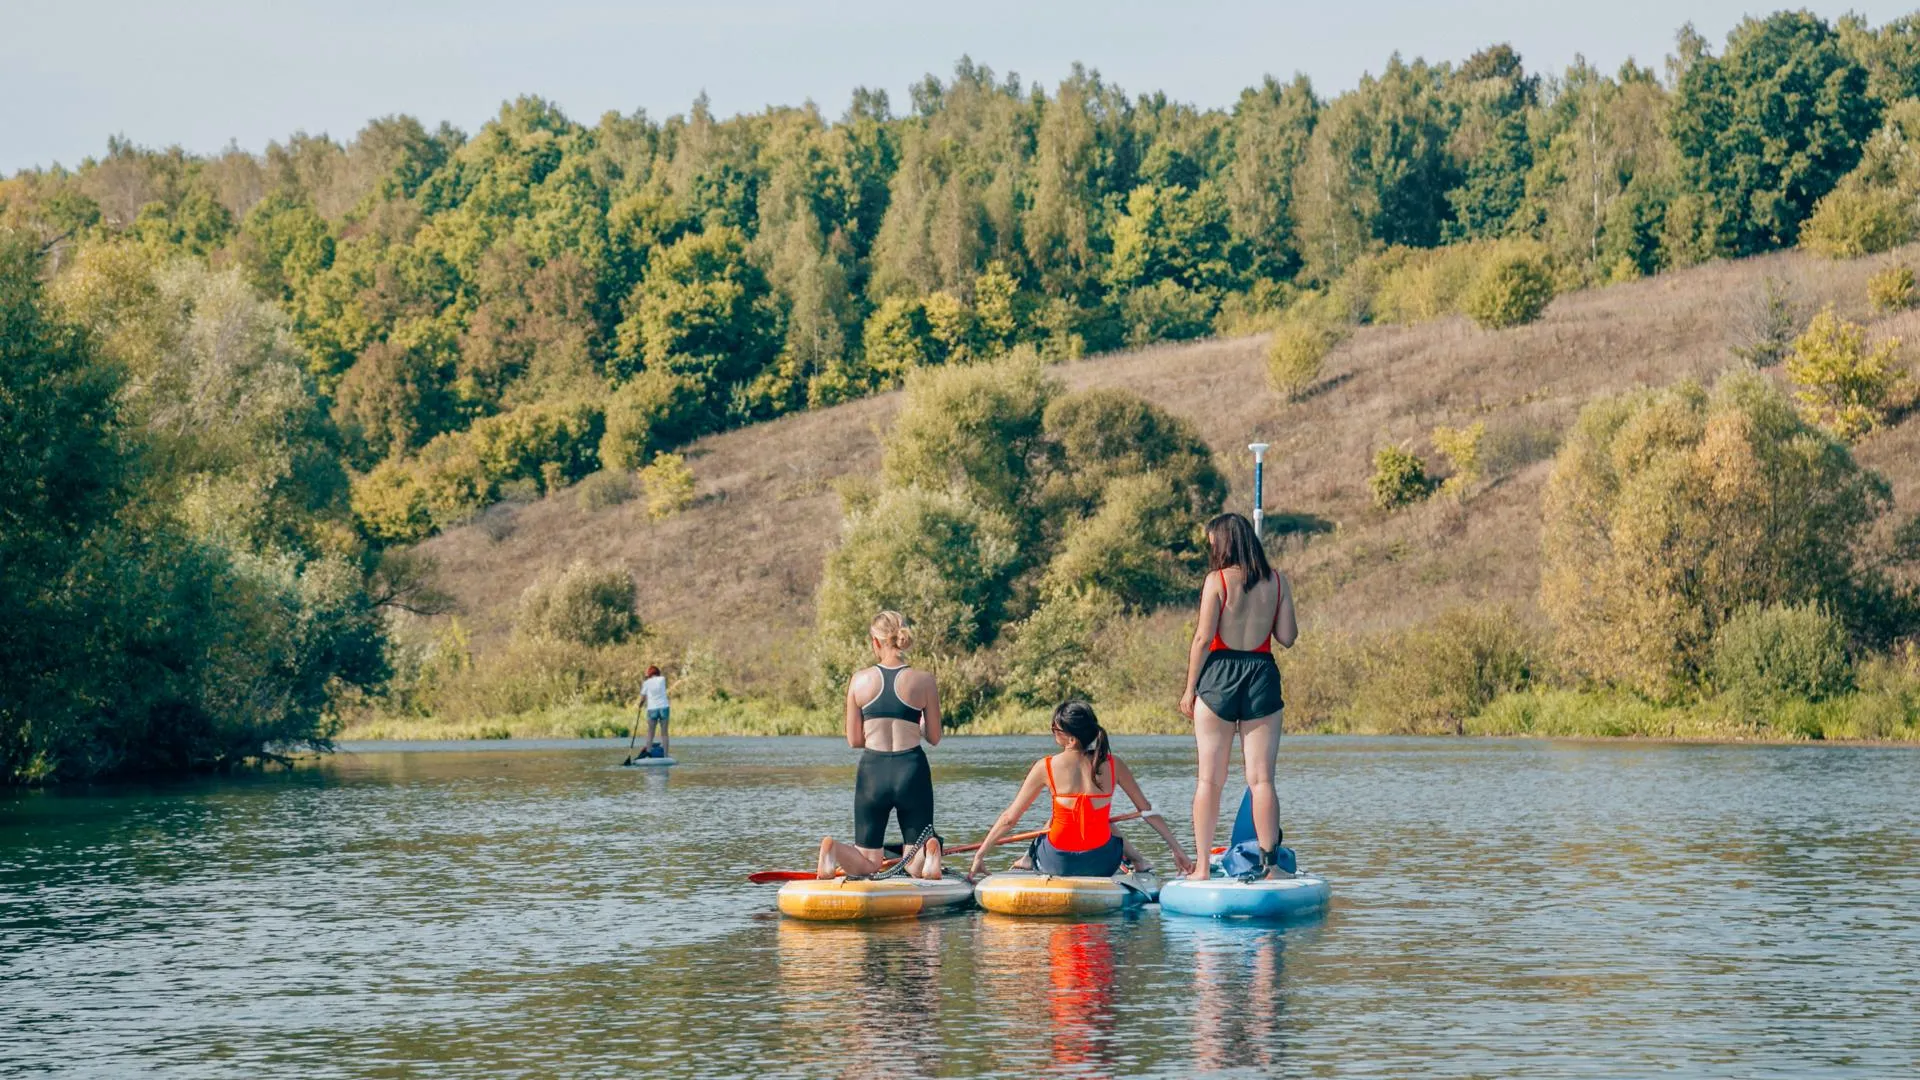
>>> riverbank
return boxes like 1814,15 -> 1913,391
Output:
338,688 -> 1920,744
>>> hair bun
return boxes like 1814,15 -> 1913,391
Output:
870,610 -> 913,651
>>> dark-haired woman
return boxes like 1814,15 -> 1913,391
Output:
1180,512 -> 1298,880
966,702 -> 1193,880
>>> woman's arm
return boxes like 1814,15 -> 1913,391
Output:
919,674 -> 942,746
1273,571 -> 1298,649
844,678 -> 865,749
1111,756 -> 1194,876
1181,573 -> 1220,719
967,762 -> 1047,878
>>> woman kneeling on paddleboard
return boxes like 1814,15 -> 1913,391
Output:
1181,512 -> 1297,881
967,702 -> 1193,880
816,611 -> 945,880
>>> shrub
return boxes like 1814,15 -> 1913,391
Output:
1368,445 -> 1434,510
1118,280 -> 1216,346
1037,387 -> 1225,520
1709,603 -> 1853,705
1431,421 -> 1486,497
1785,307 -> 1909,440
1002,588 -> 1124,706
882,351 -> 1055,531
598,370 -> 704,471
1463,250 -> 1555,329
516,561 -> 641,646
1868,265 -> 1916,313
1800,187 -> 1914,259
1542,371 -> 1894,697
1043,473 -> 1204,609
350,459 -> 433,543
638,452 -> 695,520
1372,243 -> 1486,324
1339,607 -> 1542,734
1730,276 -> 1802,368
1265,320 -> 1339,402
813,485 -> 1021,696
576,468 -> 635,511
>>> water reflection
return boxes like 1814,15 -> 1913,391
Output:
1165,919 -> 1310,1075
775,919 -> 954,1079
978,915 -> 1122,1078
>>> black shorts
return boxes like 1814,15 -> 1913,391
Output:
1197,650 -> 1284,722
1028,835 -> 1125,877
853,745 -> 934,850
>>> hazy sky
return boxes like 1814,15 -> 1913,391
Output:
3,1 -> 1910,174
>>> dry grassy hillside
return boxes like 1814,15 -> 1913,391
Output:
416,248 -> 1920,696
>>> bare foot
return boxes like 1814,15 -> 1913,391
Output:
815,837 -> 837,880
1186,866 -> 1211,882
916,838 -> 944,880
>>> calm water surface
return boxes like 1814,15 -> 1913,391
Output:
3,736 -> 1917,1078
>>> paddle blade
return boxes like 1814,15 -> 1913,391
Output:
1228,786 -> 1257,847
747,870 -> 817,884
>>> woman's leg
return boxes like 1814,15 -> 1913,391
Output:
913,836 -> 943,880
658,714 -> 670,756
1120,837 -> 1151,873
1189,700 -> 1235,880
1239,709 -> 1284,874
646,715 -> 661,754
817,837 -> 882,879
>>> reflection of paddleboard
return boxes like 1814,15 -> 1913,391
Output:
975,870 -> 1158,916
622,756 -> 676,767
777,876 -> 975,921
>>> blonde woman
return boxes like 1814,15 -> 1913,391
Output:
815,611 -> 945,880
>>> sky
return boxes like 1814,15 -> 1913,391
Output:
2,1 -> 1911,174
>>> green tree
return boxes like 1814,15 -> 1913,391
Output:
1669,12 -> 1880,255
1542,372 -> 1895,696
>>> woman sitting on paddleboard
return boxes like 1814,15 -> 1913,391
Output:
815,611 -> 945,880
1181,512 -> 1297,880
966,701 -> 1193,880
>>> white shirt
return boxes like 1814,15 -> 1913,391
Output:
641,675 -> 669,711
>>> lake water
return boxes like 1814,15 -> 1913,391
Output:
3,736 -> 1917,1078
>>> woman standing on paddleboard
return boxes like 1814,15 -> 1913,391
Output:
815,611 -> 945,879
1180,512 -> 1297,880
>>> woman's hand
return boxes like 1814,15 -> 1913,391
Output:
1180,690 -> 1197,720
1172,848 -> 1196,877
967,856 -> 987,881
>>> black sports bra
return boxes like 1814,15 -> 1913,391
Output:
860,665 -> 924,724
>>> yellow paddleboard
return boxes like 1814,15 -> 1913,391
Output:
776,876 -> 975,921
974,871 -> 1158,917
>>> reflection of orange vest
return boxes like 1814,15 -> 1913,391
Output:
1045,756 -> 1113,852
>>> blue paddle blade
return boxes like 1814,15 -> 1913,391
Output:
1228,786 -> 1256,847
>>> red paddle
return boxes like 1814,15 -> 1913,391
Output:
747,811 -> 1144,883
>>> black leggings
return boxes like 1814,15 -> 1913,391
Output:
853,746 -> 934,850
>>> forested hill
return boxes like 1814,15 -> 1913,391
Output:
3,12 -> 1916,553
7,10 -> 1920,779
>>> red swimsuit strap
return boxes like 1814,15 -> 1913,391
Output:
1210,568 -> 1274,653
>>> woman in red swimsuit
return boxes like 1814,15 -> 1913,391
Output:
1180,512 -> 1298,880
966,701 -> 1193,879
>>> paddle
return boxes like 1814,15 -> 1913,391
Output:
620,708 -> 643,766
747,811 -> 1144,883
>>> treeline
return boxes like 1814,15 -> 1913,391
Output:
4,12 -> 1918,552
0,237 -> 391,783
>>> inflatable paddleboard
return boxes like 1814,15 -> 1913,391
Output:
1157,872 -> 1331,920
1158,785 -> 1332,919
622,756 -> 676,767
777,875 -> 975,921
974,870 -> 1159,916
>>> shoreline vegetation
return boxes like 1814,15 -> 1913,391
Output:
336,689 -> 1920,745
10,11 -> 1920,783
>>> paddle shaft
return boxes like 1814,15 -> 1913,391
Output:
747,810 -> 1145,882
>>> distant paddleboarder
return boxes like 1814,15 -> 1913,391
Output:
638,665 -> 671,758
1180,513 -> 1297,880
815,611 -> 945,880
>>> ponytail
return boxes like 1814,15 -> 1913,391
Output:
869,610 -> 914,652
1051,700 -> 1111,782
